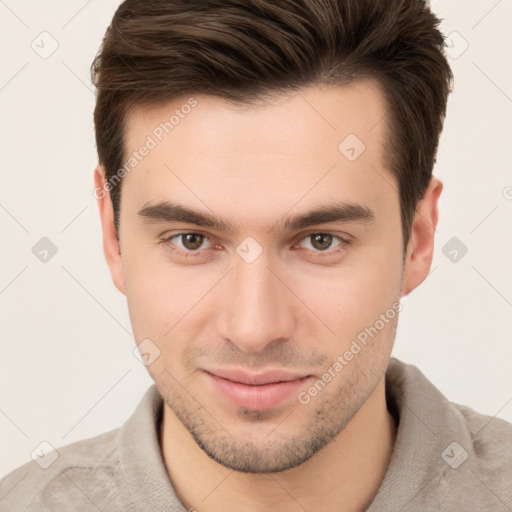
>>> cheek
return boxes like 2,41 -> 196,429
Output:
122,255 -> 197,381
121,240 -> 176,340
291,244 -> 403,343
121,239 -> 217,344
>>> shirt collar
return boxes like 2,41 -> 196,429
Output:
367,357 -> 474,510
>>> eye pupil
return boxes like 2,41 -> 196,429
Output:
182,233 -> 203,251
311,234 -> 333,251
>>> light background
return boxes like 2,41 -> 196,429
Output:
0,0 -> 511,478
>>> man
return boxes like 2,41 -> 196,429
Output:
1,0 -> 511,510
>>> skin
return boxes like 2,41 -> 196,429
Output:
95,80 -> 442,512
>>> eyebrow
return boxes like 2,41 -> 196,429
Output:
137,200 -> 375,234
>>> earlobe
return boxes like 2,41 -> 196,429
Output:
400,177 -> 443,297
94,166 -> 126,295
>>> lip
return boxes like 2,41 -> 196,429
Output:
203,369 -> 313,410
205,368 -> 308,385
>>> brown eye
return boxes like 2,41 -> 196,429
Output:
309,233 -> 334,251
178,233 -> 206,251
161,232 -> 212,256
295,232 -> 350,257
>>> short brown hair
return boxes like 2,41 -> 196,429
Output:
91,0 -> 453,249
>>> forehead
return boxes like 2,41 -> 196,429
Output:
125,79 -> 388,155
121,81 -> 396,233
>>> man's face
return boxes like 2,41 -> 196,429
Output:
116,81 -> 405,472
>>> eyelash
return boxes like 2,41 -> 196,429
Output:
158,231 -> 352,259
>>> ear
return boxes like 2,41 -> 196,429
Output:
400,176 -> 443,297
94,166 -> 126,295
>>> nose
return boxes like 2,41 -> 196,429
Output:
216,253 -> 296,353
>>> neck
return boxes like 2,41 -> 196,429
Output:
160,379 -> 396,512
